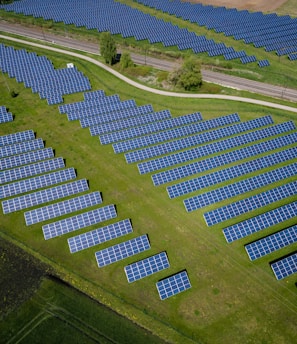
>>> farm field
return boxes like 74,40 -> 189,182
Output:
1,1 -> 297,343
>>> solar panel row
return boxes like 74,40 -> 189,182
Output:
156,270 -> 191,300
1,157 -> 65,184
0,147 -> 54,171
125,251 -> 170,283
169,142 -> 297,201
0,138 -> 44,159
0,110 -> 13,124
0,129 -> 35,147
68,219 -> 133,253
114,113 -> 240,154
2,179 -> 89,214
223,201 -> 297,243
95,234 -> 150,267
0,167 -> 76,199
125,115 -> 274,164
185,162 -> 297,211
152,122 -> 291,185
245,224 -> 297,261
90,109 -> 171,136
99,111 -> 202,145
204,180 -> 297,226
43,204 -> 117,240
271,253 -> 297,280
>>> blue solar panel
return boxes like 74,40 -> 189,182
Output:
114,113 -> 240,154
204,180 -> 297,226
170,144 -> 297,201
83,89 -> 105,101
42,204 -> 117,240
0,148 -> 54,171
24,191 -> 102,226
95,234 -> 151,267
156,270 -> 191,300
0,111 -> 13,123
0,130 -> 35,147
90,110 -> 171,136
125,116 -> 274,164
152,122 -> 294,185
245,225 -> 297,261
2,179 -> 88,214
80,104 -> 154,129
99,111 -> 202,145
0,157 -> 65,184
0,167 -> 76,199
0,138 -> 44,159
125,251 -> 170,283
271,253 -> 297,280
223,201 -> 297,243
184,162 -> 297,211
68,219 -> 133,253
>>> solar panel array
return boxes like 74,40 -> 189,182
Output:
125,251 -> 170,283
270,253 -> 297,280
0,106 -> 13,123
68,219 -> 133,253
136,0 -> 297,61
0,43 -> 91,104
95,234 -> 151,267
0,129 -> 35,146
223,201 -> 297,243
184,162 -> 297,211
245,225 -> 297,261
156,270 -> 191,300
0,167 -> 76,199
2,179 -> 89,214
0,138 -> 44,159
24,191 -> 102,226
204,180 -> 297,226
42,204 -> 117,240
125,115 -> 274,164
0,0 -> 273,65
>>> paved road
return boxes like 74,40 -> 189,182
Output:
1,20 -> 297,102
2,34 -> 297,115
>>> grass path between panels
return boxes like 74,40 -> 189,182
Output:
0,40 -> 297,344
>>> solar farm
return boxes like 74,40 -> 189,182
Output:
0,1 -> 297,343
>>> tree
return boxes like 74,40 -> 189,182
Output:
119,52 -> 134,71
99,32 -> 117,65
168,57 -> 202,91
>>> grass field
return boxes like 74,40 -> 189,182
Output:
0,3 -> 297,343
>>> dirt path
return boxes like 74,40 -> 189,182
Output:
186,0 -> 288,12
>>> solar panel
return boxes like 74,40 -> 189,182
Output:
0,167 -> 76,199
271,253 -> 297,280
204,180 -> 297,226
0,138 -> 44,159
42,204 -> 117,240
2,179 -> 88,214
99,111 -> 201,145
113,113 -> 240,154
0,130 -> 35,147
245,225 -> 297,261
0,111 -> 13,123
184,162 -> 297,211
24,191 -> 102,226
0,157 -> 65,184
95,234 -> 150,267
223,201 -> 297,243
152,122 -> 294,185
173,146 -> 297,202
68,219 -> 133,253
0,148 -> 54,171
124,251 -> 170,283
90,109 -> 171,136
156,270 -> 191,300
125,115 -> 275,164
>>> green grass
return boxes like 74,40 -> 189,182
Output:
0,28 -> 297,344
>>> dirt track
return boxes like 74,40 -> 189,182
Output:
186,0 -> 287,12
